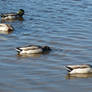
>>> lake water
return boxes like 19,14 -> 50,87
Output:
0,0 -> 92,92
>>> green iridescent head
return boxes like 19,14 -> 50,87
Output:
17,9 -> 24,17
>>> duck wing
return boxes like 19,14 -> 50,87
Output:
0,13 -> 17,17
16,45 -> 41,51
65,64 -> 92,72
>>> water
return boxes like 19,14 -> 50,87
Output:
0,0 -> 92,92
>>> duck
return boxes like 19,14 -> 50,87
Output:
65,64 -> 92,74
0,23 -> 14,34
16,45 -> 51,55
0,9 -> 24,20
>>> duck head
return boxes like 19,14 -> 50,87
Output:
17,9 -> 24,17
42,46 -> 51,51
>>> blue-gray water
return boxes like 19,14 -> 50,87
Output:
0,0 -> 92,92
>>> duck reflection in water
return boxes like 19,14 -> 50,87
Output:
17,53 -> 41,58
66,73 -> 92,79
17,51 -> 50,58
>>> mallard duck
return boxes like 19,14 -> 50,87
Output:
0,9 -> 24,20
65,64 -> 92,74
16,45 -> 51,55
0,23 -> 14,34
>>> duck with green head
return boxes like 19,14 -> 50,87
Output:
0,9 -> 24,20
16,45 -> 51,55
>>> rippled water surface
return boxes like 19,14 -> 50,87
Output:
0,0 -> 92,92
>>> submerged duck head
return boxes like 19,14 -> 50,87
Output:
42,46 -> 51,51
17,9 -> 24,17
65,64 -> 92,74
0,24 -> 14,34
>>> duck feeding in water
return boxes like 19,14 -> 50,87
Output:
0,9 -> 24,20
0,23 -> 14,34
65,64 -> 92,74
16,45 -> 51,55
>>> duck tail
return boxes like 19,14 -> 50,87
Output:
64,66 -> 73,72
16,47 -> 22,52
0,14 -> 4,17
0,14 -> 1,16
